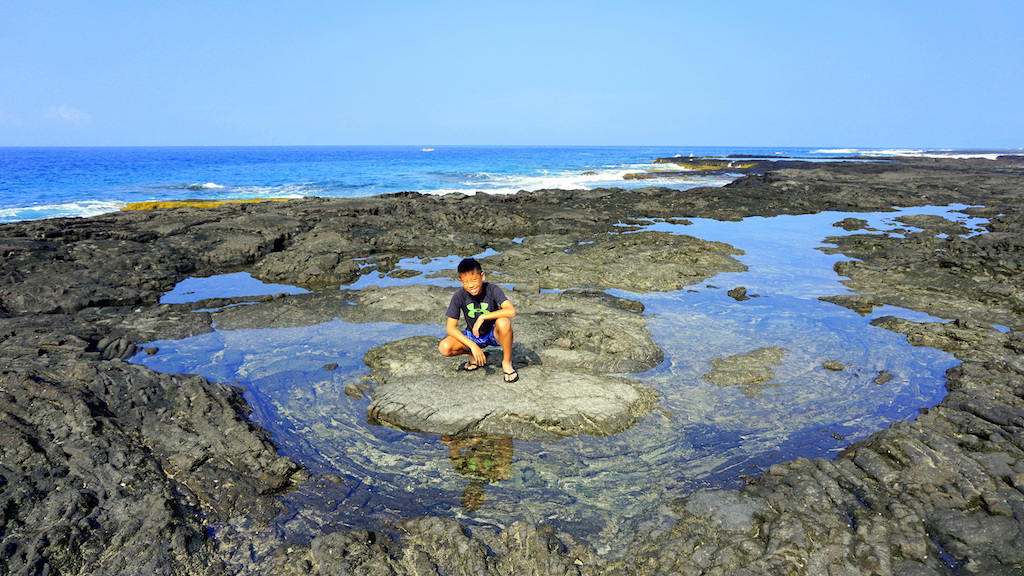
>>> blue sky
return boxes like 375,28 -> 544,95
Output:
1,1 -> 1021,148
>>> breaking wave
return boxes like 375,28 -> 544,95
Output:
183,182 -> 225,190
0,200 -> 127,223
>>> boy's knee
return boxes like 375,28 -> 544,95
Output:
494,318 -> 513,340
438,339 -> 454,356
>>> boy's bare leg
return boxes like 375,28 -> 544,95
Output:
439,320 -> 512,374
494,318 -> 515,375
439,336 -> 485,369
438,336 -> 469,358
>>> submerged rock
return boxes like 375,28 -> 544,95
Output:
702,346 -> 790,398
823,359 -> 848,371
727,286 -> 751,301
819,294 -> 885,315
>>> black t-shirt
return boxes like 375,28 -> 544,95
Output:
446,283 -> 509,335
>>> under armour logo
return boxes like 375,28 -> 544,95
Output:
466,303 -> 490,318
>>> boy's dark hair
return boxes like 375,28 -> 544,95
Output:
457,258 -> 483,276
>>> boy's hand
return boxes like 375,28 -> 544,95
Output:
469,344 -> 487,367
472,316 -> 487,337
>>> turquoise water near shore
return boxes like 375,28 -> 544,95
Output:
1,145 -> 1013,223
132,204 -> 978,550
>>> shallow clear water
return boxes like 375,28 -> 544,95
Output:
160,271 -> 310,304
132,205 -> 979,551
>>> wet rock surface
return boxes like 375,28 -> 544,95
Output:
823,208 -> 1024,332
1,156 -> 1023,574
209,285 -> 662,374
366,335 -> 658,441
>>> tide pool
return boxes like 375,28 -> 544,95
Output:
130,205 -> 975,552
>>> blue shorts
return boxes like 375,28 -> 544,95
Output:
462,329 -> 500,348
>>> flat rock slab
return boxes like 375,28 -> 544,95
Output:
480,230 -> 746,292
364,336 -> 658,441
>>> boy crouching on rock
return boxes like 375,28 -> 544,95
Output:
438,258 -> 518,383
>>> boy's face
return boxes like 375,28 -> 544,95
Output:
459,271 -> 485,296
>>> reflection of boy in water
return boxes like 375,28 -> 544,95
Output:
441,434 -> 513,512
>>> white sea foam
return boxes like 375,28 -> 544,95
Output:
0,200 -> 125,223
0,170 -> 731,223
811,148 -> 1015,160
419,164 -> 735,197
813,148 -> 936,156
226,185 -> 308,199
812,149 -> 861,155
184,182 -> 225,190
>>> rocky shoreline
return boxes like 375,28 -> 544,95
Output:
2,156 -> 1023,574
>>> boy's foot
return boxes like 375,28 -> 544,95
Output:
503,369 -> 519,383
459,361 -> 483,372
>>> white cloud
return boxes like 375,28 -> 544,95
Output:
45,104 -> 91,124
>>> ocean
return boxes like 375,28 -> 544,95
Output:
0,145 -> 1012,223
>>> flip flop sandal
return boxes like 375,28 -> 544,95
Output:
503,369 -> 519,383
458,361 -> 483,372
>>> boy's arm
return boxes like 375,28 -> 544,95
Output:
471,299 -> 516,337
